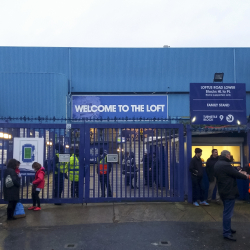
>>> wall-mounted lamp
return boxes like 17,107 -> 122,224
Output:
191,116 -> 196,123
65,145 -> 70,148
46,141 -> 53,146
237,120 -> 241,125
0,132 -> 12,139
213,73 -> 224,83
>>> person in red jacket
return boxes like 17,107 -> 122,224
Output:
28,162 -> 45,211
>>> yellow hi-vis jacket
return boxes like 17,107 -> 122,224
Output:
68,154 -> 79,182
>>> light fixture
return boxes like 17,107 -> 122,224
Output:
0,132 -> 12,139
237,120 -> 241,125
213,73 -> 224,83
65,145 -> 70,148
117,148 -> 124,152
46,141 -> 53,146
191,116 -> 196,123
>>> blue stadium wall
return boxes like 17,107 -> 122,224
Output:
0,47 -> 250,120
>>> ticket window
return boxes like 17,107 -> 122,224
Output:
191,145 -> 241,166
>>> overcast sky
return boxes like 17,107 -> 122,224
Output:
0,0 -> 249,47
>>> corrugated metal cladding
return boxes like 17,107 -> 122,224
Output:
0,47 -> 69,74
0,46 -> 250,118
71,48 -> 237,92
168,94 -> 189,117
0,73 -> 67,118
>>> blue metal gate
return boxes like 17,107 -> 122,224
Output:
0,122 -> 185,204
0,123 -> 85,204
84,123 -> 185,202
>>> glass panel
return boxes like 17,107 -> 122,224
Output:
216,146 -> 241,163
192,145 -> 241,165
191,146 -> 213,164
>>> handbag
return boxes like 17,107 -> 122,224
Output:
5,175 -> 14,188
13,202 -> 26,219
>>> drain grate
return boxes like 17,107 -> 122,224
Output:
161,241 -> 169,245
151,241 -> 171,247
65,243 -> 78,249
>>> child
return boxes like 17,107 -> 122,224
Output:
28,162 -> 45,211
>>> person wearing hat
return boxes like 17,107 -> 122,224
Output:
68,148 -> 80,198
189,148 -> 209,207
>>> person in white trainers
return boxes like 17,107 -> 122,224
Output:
189,148 -> 209,207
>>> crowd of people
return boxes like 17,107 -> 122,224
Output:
3,145 -> 250,242
189,147 -> 249,241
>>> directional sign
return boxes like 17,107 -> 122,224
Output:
190,83 -> 246,125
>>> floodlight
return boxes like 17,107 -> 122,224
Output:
214,73 -> 224,82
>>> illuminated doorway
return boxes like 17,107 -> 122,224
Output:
191,145 -> 241,167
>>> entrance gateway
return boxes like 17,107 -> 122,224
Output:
0,122 -> 249,204
0,122 -> 186,204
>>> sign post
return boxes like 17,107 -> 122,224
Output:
190,83 -> 246,125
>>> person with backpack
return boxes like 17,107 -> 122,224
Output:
97,148 -> 112,197
28,162 -> 45,211
3,159 -> 20,220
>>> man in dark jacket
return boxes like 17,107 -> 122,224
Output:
3,159 -> 20,220
141,150 -> 150,186
206,149 -> 220,203
214,150 -> 249,241
151,152 -> 160,187
189,148 -> 209,206
124,152 -> 138,189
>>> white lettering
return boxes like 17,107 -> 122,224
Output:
75,105 -> 84,112
122,105 -> 129,112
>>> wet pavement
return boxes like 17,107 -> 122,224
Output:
0,201 -> 250,250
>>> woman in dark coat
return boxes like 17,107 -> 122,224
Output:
3,159 -> 20,220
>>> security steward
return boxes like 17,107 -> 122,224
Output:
54,143 -> 68,203
97,148 -> 112,198
68,148 -> 80,198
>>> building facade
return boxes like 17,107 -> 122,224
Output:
0,47 -> 249,203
